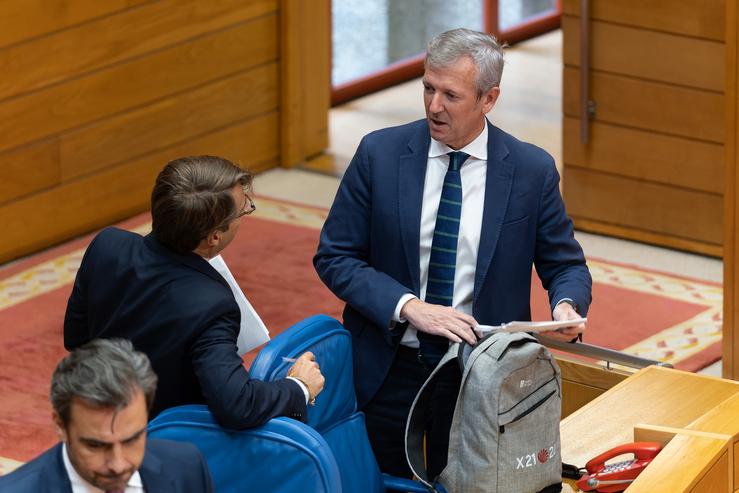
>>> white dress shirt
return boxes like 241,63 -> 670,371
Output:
396,121 -> 489,347
286,376 -> 311,403
62,443 -> 145,493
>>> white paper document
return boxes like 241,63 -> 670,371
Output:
476,318 -> 587,334
209,255 -> 270,355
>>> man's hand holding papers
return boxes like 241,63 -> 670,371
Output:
551,300 -> 586,342
476,311 -> 587,343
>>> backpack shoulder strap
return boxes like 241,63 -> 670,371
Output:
405,345 -> 458,490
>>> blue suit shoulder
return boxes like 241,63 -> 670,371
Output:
495,125 -> 556,173
0,444 -> 66,492
85,226 -> 141,256
362,119 -> 427,149
94,226 -> 140,243
0,441 -> 213,493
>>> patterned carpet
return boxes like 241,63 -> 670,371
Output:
0,196 -> 722,471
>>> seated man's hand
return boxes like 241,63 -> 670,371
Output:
287,351 -> 325,403
543,302 -> 585,342
400,298 -> 478,346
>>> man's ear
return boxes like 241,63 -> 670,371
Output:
482,86 -> 500,114
52,412 -> 68,442
206,229 -> 222,248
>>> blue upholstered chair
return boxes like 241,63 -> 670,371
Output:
251,314 -> 427,493
148,315 -> 428,493
148,404 -> 341,493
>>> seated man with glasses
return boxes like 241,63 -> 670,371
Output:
64,155 -> 324,429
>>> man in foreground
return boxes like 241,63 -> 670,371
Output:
65,155 -> 324,428
0,338 -> 213,492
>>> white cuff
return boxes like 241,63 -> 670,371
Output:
554,298 -> 577,313
286,376 -> 310,404
393,293 -> 417,322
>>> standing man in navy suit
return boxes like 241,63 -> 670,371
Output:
0,339 -> 213,492
65,156 -> 324,429
314,28 -> 592,478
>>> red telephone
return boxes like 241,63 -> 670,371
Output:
576,442 -> 662,493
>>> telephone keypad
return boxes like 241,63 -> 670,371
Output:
603,459 -> 636,473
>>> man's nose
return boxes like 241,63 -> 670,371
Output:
428,93 -> 444,114
106,445 -> 128,474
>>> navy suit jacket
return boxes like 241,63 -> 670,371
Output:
314,119 -> 592,407
64,228 -> 305,428
0,440 -> 213,493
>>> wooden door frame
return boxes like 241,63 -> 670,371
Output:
280,0 -> 330,167
724,0 -> 739,379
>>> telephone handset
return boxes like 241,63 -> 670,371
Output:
576,442 -> 662,493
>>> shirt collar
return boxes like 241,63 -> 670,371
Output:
428,119 -> 488,161
62,442 -> 144,492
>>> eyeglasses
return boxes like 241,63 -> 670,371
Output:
236,192 -> 256,218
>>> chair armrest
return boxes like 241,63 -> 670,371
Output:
148,408 -> 342,492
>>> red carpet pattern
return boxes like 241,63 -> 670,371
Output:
0,196 -> 723,469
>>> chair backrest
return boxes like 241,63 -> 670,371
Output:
148,404 -> 342,493
251,315 -> 384,493
250,314 -> 357,433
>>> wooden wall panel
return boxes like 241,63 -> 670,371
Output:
61,63 -> 279,180
574,218 -> 723,257
562,15 -> 724,92
562,2 -> 725,256
562,0 -> 725,41
1,63 -> 279,204
0,113 -> 279,262
564,67 -> 724,143
0,0 -> 150,48
563,117 -> 724,194
0,0 -> 277,100
0,140 -> 59,204
281,0 -> 330,166
0,1 -> 331,263
565,168 -> 723,245
0,16 -> 278,154
0,0 -> 330,263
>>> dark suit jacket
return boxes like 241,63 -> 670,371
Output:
314,119 -> 592,407
64,228 -> 305,428
0,440 -> 213,493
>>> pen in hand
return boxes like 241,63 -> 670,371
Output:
283,356 -> 317,406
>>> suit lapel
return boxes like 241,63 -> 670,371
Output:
139,445 -> 175,493
398,124 -> 431,294
474,122 -> 513,306
51,444 -> 74,493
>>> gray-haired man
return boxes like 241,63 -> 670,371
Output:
0,339 -> 214,493
315,28 -> 591,477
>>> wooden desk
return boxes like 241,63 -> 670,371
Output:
560,366 -> 739,492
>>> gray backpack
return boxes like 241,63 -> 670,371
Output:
405,331 -> 562,493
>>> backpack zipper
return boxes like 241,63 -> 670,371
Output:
499,389 -> 556,434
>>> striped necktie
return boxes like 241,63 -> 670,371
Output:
418,151 -> 469,367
